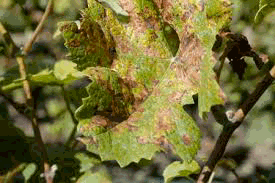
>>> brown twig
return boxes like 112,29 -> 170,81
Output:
10,0 -> 53,182
23,0 -> 53,54
197,65 -> 275,182
0,22 -> 20,67
0,22 -> 19,55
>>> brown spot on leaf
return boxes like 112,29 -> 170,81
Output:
76,136 -> 97,145
136,136 -> 150,144
152,80 -> 159,87
182,134 -> 191,145
153,136 -> 173,150
85,46 -> 96,54
175,30 -> 203,88
156,109 -> 174,132
132,87 -> 150,110
126,123 -> 139,132
68,39 -> 80,47
168,91 -> 184,103
112,121 -> 138,133
91,115 -> 115,129
137,107 -> 144,112
159,0 -> 173,23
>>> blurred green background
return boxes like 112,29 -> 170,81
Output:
0,0 -> 274,182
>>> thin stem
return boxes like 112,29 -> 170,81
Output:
23,0 -> 53,54
197,65 -> 275,182
61,86 -> 79,148
0,22 -> 19,58
15,0 -> 53,182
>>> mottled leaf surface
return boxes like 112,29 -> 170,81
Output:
67,0 -> 232,167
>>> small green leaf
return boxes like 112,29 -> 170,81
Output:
22,163 -> 36,182
76,166 -> 112,183
1,64 -> 83,92
163,161 -> 200,183
54,59 -> 84,81
75,152 -> 101,172
96,0 -> 129,23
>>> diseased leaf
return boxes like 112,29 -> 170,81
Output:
163,160 -> 200,183
75,66 -> 134,122
193,8 -> 230,117
58,18 -> 116,71
67,0 -> 231,169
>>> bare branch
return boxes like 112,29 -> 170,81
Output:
11,0 -> 53,182
23,0 -> 53,54
0,22 -> 19,57
197,65 -> 275,182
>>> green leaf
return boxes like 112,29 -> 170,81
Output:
76,166 -> 112,183
1,69 -> 61,92
163,161 -> 200,183
96,0 -> 130,23
74,152 -> 101,172
1,63 -> 83,92
54,59 -> 84,81
255,0 -> 275,23
22,163 -> 36,182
